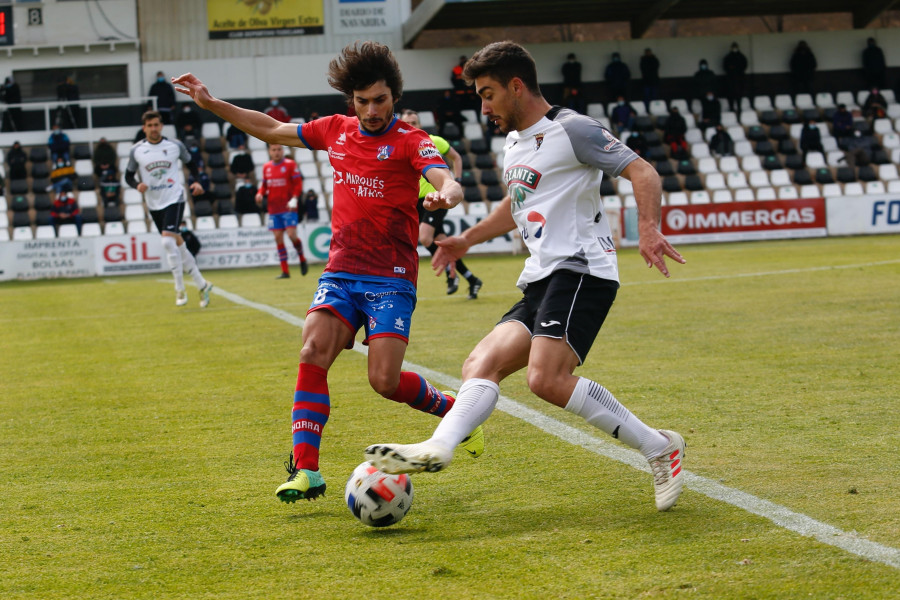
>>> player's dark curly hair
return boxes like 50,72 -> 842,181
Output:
463,41 -> 542,96
328,41 -> 403,105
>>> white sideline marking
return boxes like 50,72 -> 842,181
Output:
213,283 -> 900,570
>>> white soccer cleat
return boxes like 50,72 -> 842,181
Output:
365,441 -> 453,474
175,290 -> 188,306
199,282 -> 213,308
649,430 -> 686,511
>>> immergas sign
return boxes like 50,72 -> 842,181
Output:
660,198 -> 827,243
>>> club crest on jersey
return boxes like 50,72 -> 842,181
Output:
377,145 -> 395,161
369,316 -> 377,330
534,133 -> 545,151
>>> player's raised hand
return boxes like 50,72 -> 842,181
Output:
639,226 -> 685,278
172,73 -> 215,110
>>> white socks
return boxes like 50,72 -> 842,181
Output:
179,243 -> 207,289
161,235 -> 184,291
565,377 -> 669,459
430,378 -> 500,450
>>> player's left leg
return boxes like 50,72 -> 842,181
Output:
285,225 -> 308,275
272,226 -> 290,278
174,233 -> 212,307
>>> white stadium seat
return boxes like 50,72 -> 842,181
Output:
778,185 -> 799,199
734,188 -> 755,202
667,191 -> 688,206
202,122 -> 222,138
195,216 -> 216,230
241,213 -> 262,227
13,226 -> 34,240
36,225 -> 56,239
774,94 -> 794,110
741,155 -> 763,172
748,170 -> 770,188
770,169 -> 792,187
821,183 -> 843,197
865,181 -> 886,195
712,190 -> 733,203
218,214 -> 239,229
878,163 -> 899,181
104,221 -> 126,235
127,220 -> 148,234
78,190 -> 98,209
718,156 -> 740,173
800,184 -> 821,198
755,187 -> 776,201
81,222 -> 102,237
753,95 -> 773,111
689,190 -> 710,204
726,171 -> 748,189
705,173 -> 726,190
697,157 -> 718,174
57,224 -> 79,238
843,182 -> 864,196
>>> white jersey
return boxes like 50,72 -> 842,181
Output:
501,107 -> 638,289
126,137 -> 192,211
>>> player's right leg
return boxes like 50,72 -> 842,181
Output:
152,206 -> 186,305
271,223 -> 290,279
366,321 -> 531,474
276,283 -> 355,503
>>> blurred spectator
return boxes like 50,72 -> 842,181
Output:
56,76 -> 81,128
93,137 -> 117,171
148,71 -> 176,124
188,170 -> 212,202
48,125 -> 71,164
604,52 -> 631,101
722,42 -> 748,112
561,52 -> 582,103
789,41 -> 817,95
639,48 -> 660,111
176,105 -> 203,142
235,179 -> 258,214
264,98 -> 290,123
564,87 -> 586,114
226,124 -> 248,150
609,96 -> 636,135
832,104 -> 854,138
1,76 -> 23,132
863,88 -> 888,121
840,130 -> 876,169
230,144 -> 255,180
97,160 -> 121,206
50,157 -> 76,193
451,55 -> 480,122
437,89 -> 464,137
6,140 -> 27,179
799,119 -> 823,165
451,55 -> 468,94
625,130 -> 648,158
50,180 -> 81,234
861,37 -> 886,90
699,91 -> 721,128
302,188 -> 320,222
664,106 -> 688,159
692,59 -> 716,101
709,124 -> 734,157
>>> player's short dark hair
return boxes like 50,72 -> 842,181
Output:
463,41 -> 541,96
328,41 -> 403,105
142,110 -> 162,124
401,109 -> 418,117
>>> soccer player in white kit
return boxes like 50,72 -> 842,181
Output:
367,42 -> 688,512
125,111 -> 213,308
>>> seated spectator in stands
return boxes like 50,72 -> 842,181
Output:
799,119 -> 824,165
188,170 -> 212,202
302,189 -> 320,222
625,130 -> 648,158
234,179 -> 259,214
840,130 -> 876,169
437,89 -> 464,137
50,180 -> 81,234
92,137 -> 117,172
264,98 -> 291,123
832,104 -> 854,138
563,87 -> 586,114
96,159 -> 120,206
48,125 -> 71,164
225,124 -> 248,150
6,141 -> 27,180
610,96 -> 636,134
49,157 -> 76,194
664,106 -> 689,159
862,88 -> 887,121
709,124 -> 734,157
230,144 -> 255,180
699,92 -> 721,128
176,104 -> 203,141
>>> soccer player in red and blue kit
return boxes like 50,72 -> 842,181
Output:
174,42 -> 485,503
256,143 -> 309,278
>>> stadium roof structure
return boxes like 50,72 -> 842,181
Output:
403,0 -> 899,46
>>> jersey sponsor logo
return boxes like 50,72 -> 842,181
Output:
377,145 -> 395,161
504,165 -> 541,189
337,132 -> 347,145
600,127 -> 620,152
398,127 -> 410,133
526,211 -> 546,238
146,160 -> 172,172
334,171 -> 386,198
534,133 -> 545,151
328,145 -> 346,161
292,419 -> 322,434
393,266 -> 406,274
417,140 -> 440,159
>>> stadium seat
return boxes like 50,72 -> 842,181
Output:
602,195 -> 622,209
685,128 -> 704,145
865,181 -> 886,195
726,171 -> 748,189
718,156 -> 740,173
799,184 -> 821,198
124,204 -> 145,221
705,173 -> 726,190
712,189 -> 733,203
774,94 -> 794,111
74,159 -> 93,177
778,185 -> 799,199
35,225 -> 55,239
648,99 -> 668,117
195,216 -> 216,230
888,180 -> 900,193
770,169 -> 792,187
755,187 -> 776,201
13,226 -> 34,240
104,221 -> 125,235
826,151 -> 845,167
882,133 -> 900,149
747,125 -> 768,141
57,223 -> 79,238
467,201 -> 489,216
739,110 -> 760,126
815,92 -> 835,109
763,155 -> 784,170
815,168 -> 835,184
586,103 -> 605,120
858,165 -> 877,182
738,155 -> 761,172
753,95 -> 773,111
662,176 -> 682,192
720,112 -> 738,127
748,170 -> 770,188
667,191 -> 688,206
793,168 -> 813,185
836,166 -> 856,183
127,220 -> 148,234
697,157 -> 718,174
754,140 -> 775,156
843,182 -> 864,196
218,214 -> 239,229
463,123 -> 484,140
873,118 -> 893,135
202,122 -> 222,139
734,188 -> 755,202
248,136 -> 267,151
13,212 -> 31,227
835,91 -> 858,110
684,174 -> 704,191
690,142 -> 710,159
81,222 -> 101,237
463,186 -> 483,203
654,160 -> 675,177
805,152 -> 826,169
78,190 -> 98,209
0,227 -> 9,242
204,137 -> 223,154
878,163 -> 899,181
734,141 -> 753,157
240,213 -> 262,227
795,94 -> 815,110
821,183 -> 843,197
689,190 -> 710,204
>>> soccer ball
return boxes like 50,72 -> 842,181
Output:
344,461 -> 414,527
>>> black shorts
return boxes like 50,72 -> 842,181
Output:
416,197 -> 448,235
498,270 -> 618,365
149,202 -> 186,234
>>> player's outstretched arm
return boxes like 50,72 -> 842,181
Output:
423,167 -> 462,211
432,195 -> 516,275
172,73 -> 301,148
620,158 -> 685,278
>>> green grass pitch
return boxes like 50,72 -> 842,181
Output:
1,234 -> 898,599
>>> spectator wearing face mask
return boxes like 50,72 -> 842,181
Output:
699,91 -> 721,128
148,71 -> 176,124
692,59 -> 717,102
722,42 -> 748,112
610,96 -> 636,135
604,52 -> 631,102
265,98 -> 291,123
